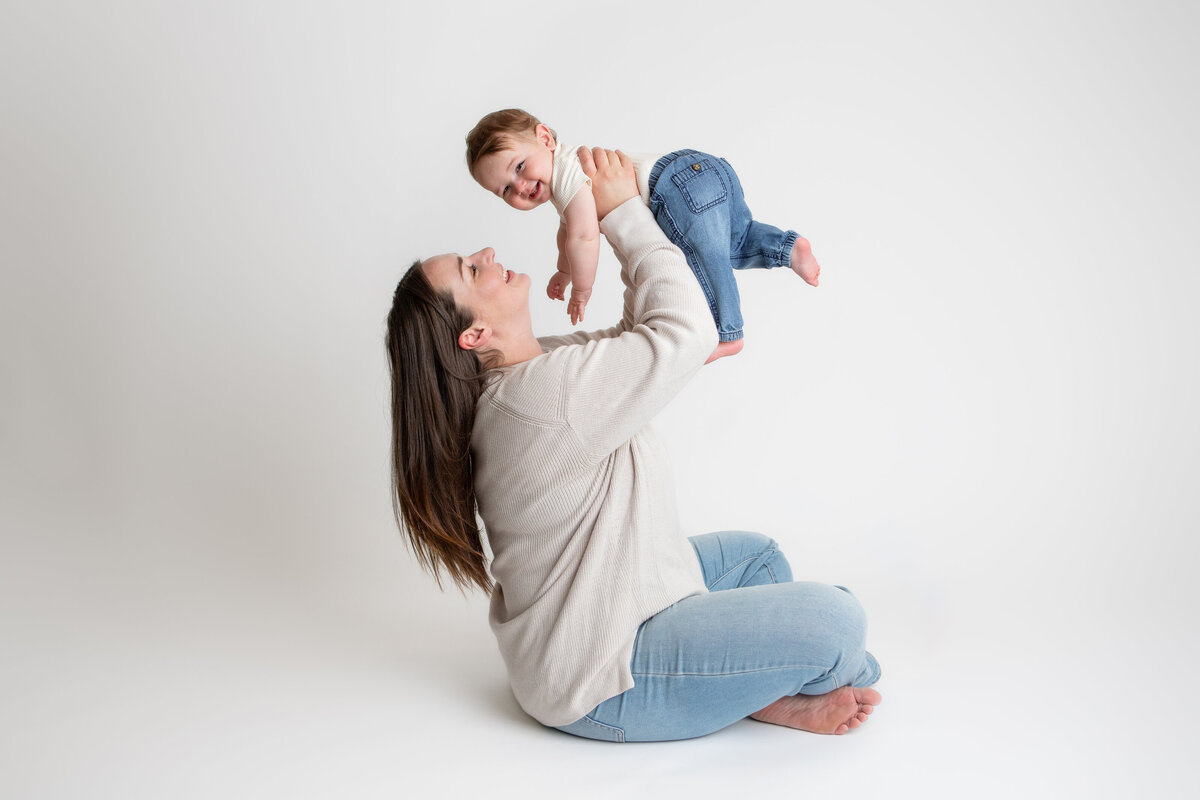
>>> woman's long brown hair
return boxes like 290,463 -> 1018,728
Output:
385,262 -> 500,593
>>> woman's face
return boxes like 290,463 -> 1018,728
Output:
422,247 -> 531,335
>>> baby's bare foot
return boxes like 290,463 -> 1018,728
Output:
705,339 -> 744,364
750,686 -> 881,735
791,236 -> 821,286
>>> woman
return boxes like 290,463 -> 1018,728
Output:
386,148 -> 881,741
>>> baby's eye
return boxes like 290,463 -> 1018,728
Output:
516,160 -> 525,172
502,185 -> 509,195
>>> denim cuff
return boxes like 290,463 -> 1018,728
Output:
780,230 -> 799,266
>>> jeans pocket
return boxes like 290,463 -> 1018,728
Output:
555,714 -> 627,743
670,158 -> 728,214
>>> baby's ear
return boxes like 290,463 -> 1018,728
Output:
536,124 -> 556,150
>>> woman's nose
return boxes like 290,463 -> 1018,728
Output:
480,247 -> 495,265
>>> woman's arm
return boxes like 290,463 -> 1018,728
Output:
537,321 -> 625,352
546,148 -> 718,460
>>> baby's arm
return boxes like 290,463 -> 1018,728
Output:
559,188 -> 600,324
546,223 -> 573,302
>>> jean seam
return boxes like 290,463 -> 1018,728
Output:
861,655 -> 882,686
711,554 -> 758,585
655,202 -> 722,322
779,230 -> 799,265
578,715 -> 625,742
728,227 -> 797,269
711,547 -> 778,587
647,149 -> 700,196
631,663 -> 826,678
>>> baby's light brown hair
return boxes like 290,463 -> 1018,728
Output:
465,109 -> 557,178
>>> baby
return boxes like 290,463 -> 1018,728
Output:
466,109 -> 821,362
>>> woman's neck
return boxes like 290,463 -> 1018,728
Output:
492,328 -> 545,367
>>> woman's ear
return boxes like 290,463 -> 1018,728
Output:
458,324 -> 493,352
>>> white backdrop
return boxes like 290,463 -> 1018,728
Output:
3,1 -> 1198,798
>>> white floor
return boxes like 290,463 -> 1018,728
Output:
4,499 -> 1194,799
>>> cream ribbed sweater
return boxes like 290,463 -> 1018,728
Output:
471,198 -> 719,726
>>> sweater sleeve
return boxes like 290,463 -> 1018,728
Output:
537,321 -> 626,353
549,197 -> 718,460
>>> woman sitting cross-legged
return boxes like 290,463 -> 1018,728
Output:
385,147 -> 881,742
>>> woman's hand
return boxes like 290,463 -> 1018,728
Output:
577,147 -> 638,221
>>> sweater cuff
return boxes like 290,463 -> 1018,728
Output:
599,198 -> 666,257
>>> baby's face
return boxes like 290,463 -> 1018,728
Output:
473,125 -> 556,211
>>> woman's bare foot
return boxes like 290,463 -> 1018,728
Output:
791,236 -> 821,286
705,339 -> 744,364
750,686 -> 881,734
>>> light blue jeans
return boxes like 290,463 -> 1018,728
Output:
647,151 -> 799,342
555,531 -> 880,742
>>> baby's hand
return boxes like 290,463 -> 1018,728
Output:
546,269 -> 571,302
568,287 -> 592,325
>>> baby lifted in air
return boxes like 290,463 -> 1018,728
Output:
466,108 -> 821,363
